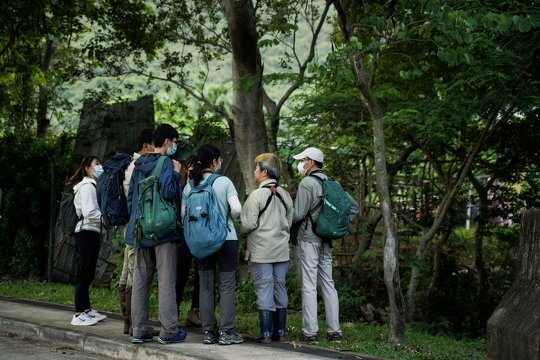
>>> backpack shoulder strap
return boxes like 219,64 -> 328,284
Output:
151,156 -> 167,177
258,183 -> 287,218
207,173 -> 222,187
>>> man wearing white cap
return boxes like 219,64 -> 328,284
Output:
292,147 -> 357,343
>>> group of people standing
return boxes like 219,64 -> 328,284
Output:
68,123 -> 358,346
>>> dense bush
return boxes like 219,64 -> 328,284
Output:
0,131 -> 74,277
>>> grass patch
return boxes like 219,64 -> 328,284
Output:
0,279 -> 486,359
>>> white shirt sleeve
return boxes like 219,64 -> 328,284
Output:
228,195 -> 241,219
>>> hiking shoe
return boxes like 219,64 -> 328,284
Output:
158,329 -> 187,344
186,308 -> 202,326
132,332 -> 153,344
71,312 -> 98,326
327,332 -> 343,343
203,331 -> 218,345
301,334 -> 318,344
86,309 -> 107,322
218,330 -> 244,345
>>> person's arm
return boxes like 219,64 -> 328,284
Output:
223,177 -> 241,219
80,183 -> 101,221
228,195 -> 241,219
285,191 -> 294,228
123,160 -> 135,197
159,157 -> 181,201
293,180 -> 312,223
348,193 -> 359,222
180,185 -> 189,220
240,190 -> 261,234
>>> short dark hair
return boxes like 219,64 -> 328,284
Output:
152,124 -> 179,147
137,128 -> 154,151
314,160 -> 323,169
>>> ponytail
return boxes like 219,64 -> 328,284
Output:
66,156 -> 99,187
192,144 -> 221,186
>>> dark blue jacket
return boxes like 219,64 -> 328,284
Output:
125,153 -> 183,248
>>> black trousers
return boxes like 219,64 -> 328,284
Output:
74,230 -> 100,312
176,245 -> 200,311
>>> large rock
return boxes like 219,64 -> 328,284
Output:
52,96 -> 155,286
487,209 -> 540,360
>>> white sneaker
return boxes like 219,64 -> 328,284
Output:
71,312 -> 98,326
86,309 -> 107,322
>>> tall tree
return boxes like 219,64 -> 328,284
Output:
334,0 -> 406,342
220,0 -> 269,191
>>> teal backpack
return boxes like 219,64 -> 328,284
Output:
183,174 -> 228,259
136,156 -> 178,244
309,174 -> 351,241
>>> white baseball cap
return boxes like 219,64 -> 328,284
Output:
293,147 -> 324,163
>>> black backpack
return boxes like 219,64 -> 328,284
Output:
59,187 -> 78,235
59,183 -> 96,235
96,153 -> 132,228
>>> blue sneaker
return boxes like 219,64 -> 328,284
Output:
132,332 -> 153,344
158,329 -> 187,344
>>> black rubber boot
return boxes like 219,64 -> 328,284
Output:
272,307 -> 287,341
258,310 -> 273,344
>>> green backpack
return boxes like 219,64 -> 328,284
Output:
309,174 -> 351,241
136,156 -> 177,244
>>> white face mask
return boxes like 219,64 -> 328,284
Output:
93,164 -> 104,178
297,161 -> 307,176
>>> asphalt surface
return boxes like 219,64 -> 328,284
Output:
0,331 -> 109,359
0,295 -> 379,360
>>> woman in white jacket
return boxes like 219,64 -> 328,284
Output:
66,156 -> 107,326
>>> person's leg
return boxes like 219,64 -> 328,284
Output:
317,243 -> 341,336
74,230 -> 100,313
191,260 -> 200,309
298,241 -> 320,338
118,245 -> 131,333
125,245 -> 135,334
118,245 -> 130,286
131,247 -> 156,337
249,262 -> 275,343
217,241 -> 239,333
272,261 -> 289,340
155,242 -> 180,338
199,253 -> 218,333
175,245 -> 192,314
126,245 -> 135,288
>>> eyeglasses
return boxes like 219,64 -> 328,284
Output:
300,158 -> 311,162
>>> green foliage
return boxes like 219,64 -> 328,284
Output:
0,131 -> 74,277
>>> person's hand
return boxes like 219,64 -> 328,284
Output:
173,160 -> 182,173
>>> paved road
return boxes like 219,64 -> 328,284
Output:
0,331 -> 110,360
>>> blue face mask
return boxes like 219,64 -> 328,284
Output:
93,164 -> 104,178
166,143 -> 177,156
215,160 -> 222,174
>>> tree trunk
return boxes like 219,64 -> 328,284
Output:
36,38 -> 59,138
353,52 -> 406,343
470,178 -> 491,336
487,209 -> 540,359
221,0 -> 269,193
427,219 -> 453,296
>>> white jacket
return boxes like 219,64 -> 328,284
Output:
73,177 -> 102,233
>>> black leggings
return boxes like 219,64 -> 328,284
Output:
74,230 -> 100,312
176,245 -> 200,311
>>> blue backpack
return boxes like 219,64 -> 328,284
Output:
183,174 -> 228,259
96,152 -> 132,228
